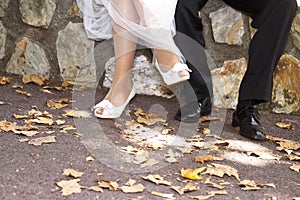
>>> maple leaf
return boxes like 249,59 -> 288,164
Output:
181,167 -> 206,181
63,169 -> 84,178
141,174 -> 171,186
28,136 -> 56,146
56,179 -> 83,196
204,163 -> 240,180
171,183 -> 200,195
195,155 -> 223,164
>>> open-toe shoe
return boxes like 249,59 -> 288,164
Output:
93,85 -> 136,119
156,62 -> 191,85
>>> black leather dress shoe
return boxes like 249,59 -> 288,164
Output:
231,107 -> 266,140
175,97 -> 212,123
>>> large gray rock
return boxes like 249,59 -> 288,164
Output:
0,20 -> 7,59
272,54 -> 300,114
103,55 -> 174,98
56,22 -> 97,86
19,0 -> 56,29
209,6 -> 244,45
211,58 -> 247,109
0,0 -> 10,17
291,14 -> 300,51
6,37 -> 50,77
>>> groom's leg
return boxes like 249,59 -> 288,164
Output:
173,0 -> 212,122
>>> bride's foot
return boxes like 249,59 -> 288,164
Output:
93,84 -> 136,119
156,62 -> 191,86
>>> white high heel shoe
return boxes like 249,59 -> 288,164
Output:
93,85 -> 136,119
156,62 -> 191,86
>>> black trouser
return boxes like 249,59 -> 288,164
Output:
175,0 -> 297,105
174,0 -> 212,104
223,0 -> 297,103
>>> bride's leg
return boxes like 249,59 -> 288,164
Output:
132,0 -> 189,80
96,1 -> 138,115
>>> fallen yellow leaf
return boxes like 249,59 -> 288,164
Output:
181,167 -> 206,181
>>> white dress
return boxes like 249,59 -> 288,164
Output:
76,0 -> 182,58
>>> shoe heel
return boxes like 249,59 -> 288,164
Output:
231,118 -> 240,128
155,61 -> 191,86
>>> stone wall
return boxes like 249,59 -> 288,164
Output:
0,0 -> 299,114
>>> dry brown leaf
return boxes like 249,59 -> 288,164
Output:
125,179 -> 136,186
286,154 -> 300,161
205,163 -> 240,180
86,156 -> 94,161
120,184 -> 145,193
56,179 -> 83,196
28,136 -> 56,146
141,174 -> 171,186
15,89 -> 32,97
238,180 -> 262,190
62,110 -> 91,118
14,130 -> 39,137
13,114 -> 28,119
290,163 -> 300,172
140,158 -> 159,168
190,194 -> 214,200
207,190 -> 228,195
238,180 -> 275,191
204,178 -> 225,190
195,155 -> 223,164
275,122 -> 294,130
61,125 -> 76,131
0,76 -> 12,85
69,1 -> 80,16
276,140 -> 300,151
88,186 -> 103,193
98,180 -> 118,191
181,167 -> 206,181
134,108 -> 166,126
46,98 -> 69,110
12,84 -> 23,89
29,117 -> 55,126
56,120 -> 66,125
63,169 -> 84,178
22,74 -> 49,86
161,127 -> 175,135
151,191 -> 175,199
171,183 -> 200,195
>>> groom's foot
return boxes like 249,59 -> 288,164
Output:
175,97 -> 212,123
231,107 -> 266,140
